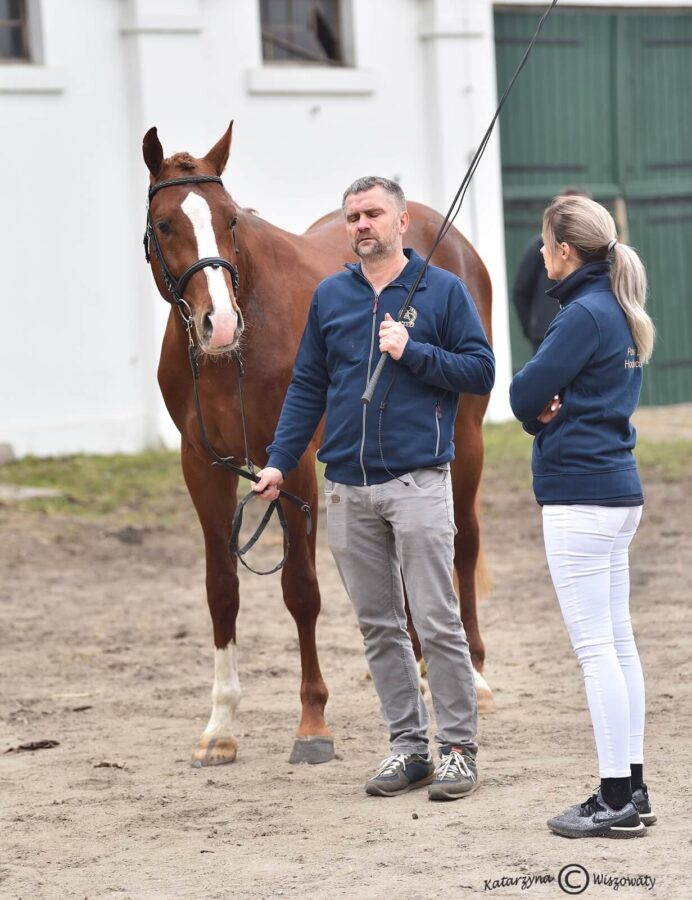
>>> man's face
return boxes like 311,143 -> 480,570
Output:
343,187 -> 408,261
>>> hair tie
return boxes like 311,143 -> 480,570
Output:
607,238 -> 617,252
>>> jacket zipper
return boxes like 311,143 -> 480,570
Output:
434,400 -> 441,456
359,292 -> 379,486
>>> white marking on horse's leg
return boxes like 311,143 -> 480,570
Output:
180,191 -> 237,318
473,668 -> 492,694
202,644 -> 241,739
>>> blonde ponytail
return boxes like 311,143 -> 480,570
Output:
610,242 -> 655,363
543,196 -> 655,363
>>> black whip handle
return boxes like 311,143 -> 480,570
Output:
361,353 -> 388,405
361,266 -> 427,404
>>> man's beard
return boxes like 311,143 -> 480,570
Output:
353,232 -> 398,260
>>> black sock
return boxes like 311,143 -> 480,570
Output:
601,776 -> 632,810
630,764 -> 644,791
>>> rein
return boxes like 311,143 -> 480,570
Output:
144,175 -> 312,575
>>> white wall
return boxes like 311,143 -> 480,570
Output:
2,0 -> 160,456
3,0 -> 678,456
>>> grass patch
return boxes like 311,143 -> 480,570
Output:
482,420 -> 532,469
635,439 -> 692,480
0,425 -> 688,523
0,450 -> 188,521
482,421 -> 692,481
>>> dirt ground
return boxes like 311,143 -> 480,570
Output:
1,409 -> 691,900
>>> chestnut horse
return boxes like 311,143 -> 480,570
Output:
142,122 -> 493,768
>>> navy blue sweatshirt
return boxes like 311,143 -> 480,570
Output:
509,261 -> 643,506
267,249 -> 495,485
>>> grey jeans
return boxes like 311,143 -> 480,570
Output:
325,466 -> 478,755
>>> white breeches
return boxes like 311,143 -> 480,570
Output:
542,504 -> 645,778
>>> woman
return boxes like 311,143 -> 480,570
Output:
510,195 -> 656,839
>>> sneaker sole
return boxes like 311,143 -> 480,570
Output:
640,812 -> 657,826
548,821 -> 647,839
365,774 -> 434,797
428,779 -> 479,802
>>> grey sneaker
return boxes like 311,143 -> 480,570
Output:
548,790 -> 646,839
632,785 -> 657,826
428,745 -> 479,801
365,753 -> 434,797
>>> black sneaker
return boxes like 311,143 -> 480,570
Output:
365,753 -> 434,796
428,745 -> 479,801
548,789 -> 646,839
632,784 -> 657,826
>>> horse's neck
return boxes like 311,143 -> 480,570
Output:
237,210 -> 298,255
236,210 -> 336,290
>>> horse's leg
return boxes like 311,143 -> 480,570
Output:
450,394 -> 495,713
181,443 -> 242,766
404,591 -> 423,661
279,458 -> 333,764
401,591 -> 429,688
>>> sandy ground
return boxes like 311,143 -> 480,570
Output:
1,410 -> 691,900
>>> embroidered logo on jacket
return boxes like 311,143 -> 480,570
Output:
625,347 -> 642,369
401,307 -> 418,328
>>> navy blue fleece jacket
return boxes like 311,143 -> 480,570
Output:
267,249 -> 495,486
509,261 -> 644,506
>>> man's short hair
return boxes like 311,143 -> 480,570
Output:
342,176 -> 406,212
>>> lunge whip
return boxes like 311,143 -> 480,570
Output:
362,0 -> 560,404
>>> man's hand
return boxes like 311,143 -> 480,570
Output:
537,394 -> 562,424
378,312 -> 409,360
251,467 -> 284,501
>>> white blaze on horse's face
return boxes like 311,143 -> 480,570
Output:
181,191 -> 239,349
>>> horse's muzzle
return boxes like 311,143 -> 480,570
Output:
199,308 -> 244,354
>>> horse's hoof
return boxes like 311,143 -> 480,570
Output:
289,736 -> 335,765
191,735 -> 238,768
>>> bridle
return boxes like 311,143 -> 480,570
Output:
143,174 -> 312,575
143,175 -> 240,324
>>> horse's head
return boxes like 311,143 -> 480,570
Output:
143,123 -> 244,355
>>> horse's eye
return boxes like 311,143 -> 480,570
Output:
157,220 -> 172,235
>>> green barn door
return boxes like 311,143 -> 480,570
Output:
617,13 -> 692,404
495,8 -> 692,405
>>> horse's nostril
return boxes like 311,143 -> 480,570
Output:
202,313 -> 213,340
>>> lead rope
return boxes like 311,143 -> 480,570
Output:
228,348 -> 293,576
183,316 -> 310,576
233,350 -> 254,475
145,180 -> 311,575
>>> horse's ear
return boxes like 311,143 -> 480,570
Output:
204,121 -> 234,176
143,126 -> 164,178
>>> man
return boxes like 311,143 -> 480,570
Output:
253,177 -> 495,800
